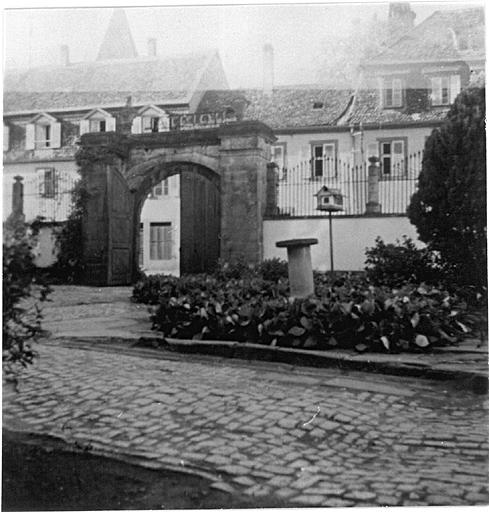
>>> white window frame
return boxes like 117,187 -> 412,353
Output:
431,75 -> 461,106
37,167 -> 57,199
271,143 -> 287,180
383,78 -> 403,108
150,222 -> 172,260
311,141 -> 338,179
26,113 -> 61,150
378,138 -> 407,177
80,109 -> 116,135
151,179 -> 169,199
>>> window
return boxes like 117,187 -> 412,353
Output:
150,223 -> 172,260
25,114 -> 61,150
150,179 -> 169,198
139,223 -> 144,267
142,116 -> 159,133
35,123 -> 51,148
37,168 -> 57,198
271,144 -> 287,180
431,75 -> 461,105
379,139 -> 406,177
89,119 -> 106,132
311,142 -> 337,178
383,78 -> 403,108
80,109 -> 115,135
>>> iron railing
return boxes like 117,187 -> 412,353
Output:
3,171 -> 78,223
272,152 -> 422,217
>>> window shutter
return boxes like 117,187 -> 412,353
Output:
25,123 -> 35,150
106,116 -> 116,132
50,122 -> 61,148
131,116 -> 142,134
37,169 -> 46,197
431,77 -> 442,105
79,119 -> 90,135
393,79 -> 402,107
158,115 -> 170,132
450,75 -> 461,103
3,124 -> 9,151
54,169 -> 59,198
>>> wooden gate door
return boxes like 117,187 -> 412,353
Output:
107,166 -> 133,285
180,167 -> 220,274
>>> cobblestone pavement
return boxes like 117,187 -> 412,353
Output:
4,340 -> 489,507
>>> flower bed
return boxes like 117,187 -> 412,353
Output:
132,273 -> 478,353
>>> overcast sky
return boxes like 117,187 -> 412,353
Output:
3,1 -> 483,88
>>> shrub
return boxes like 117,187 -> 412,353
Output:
133,272 -> 475,353
365,236 -> 442,287
257,258 -> 288,282
3,219 -> 51,379
407,87 -> 486,288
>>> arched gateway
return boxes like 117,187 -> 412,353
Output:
80,121 -> 276,285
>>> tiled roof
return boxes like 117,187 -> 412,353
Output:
4,51 -> 216,107
197,88 -> 354,129
344,89 -> 450,125
369,8 -> 485,64
3,91 -> 185,115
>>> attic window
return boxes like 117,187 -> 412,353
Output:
312,101 -> 324,109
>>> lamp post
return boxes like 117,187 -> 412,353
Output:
314,186 -> 344,279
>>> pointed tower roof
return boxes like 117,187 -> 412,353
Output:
97,9 -> 138,61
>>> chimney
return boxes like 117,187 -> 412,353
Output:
60,44 -> 70,66
263,43 -> 274,95
147,38 -> 157,57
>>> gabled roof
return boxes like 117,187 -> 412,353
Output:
82,108 -> 113,119
29,112 -> 58,123
4,50 -> 220,109
97,9 -> 138,61
344,88 -> 451,126
197,88 -> 354,130
367,7 -> 485,65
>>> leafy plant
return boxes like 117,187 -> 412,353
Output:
257,258 -> 288,283
408,86 -> 486,288
133,272 -> 476,353
364,236 -> 442,287
3,218 -> 51,380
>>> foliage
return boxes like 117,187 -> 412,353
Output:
364,236 -> 442,287
53,178 -> 88,283
3,218 -> 51,379
133,272 -> 475,353
407,87 -> 486,288
256,258 -> 288,283
212,257 -> 288,282
54,134 -> 129,283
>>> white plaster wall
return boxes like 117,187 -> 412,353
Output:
274,125 -> 434,169
33,225 -> 60,268
3,161 -> 78,222
139,175 -> 180,276
264,216 -> 422,271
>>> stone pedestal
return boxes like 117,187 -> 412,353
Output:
276,238 -> 318,298
366,156 -> 382,215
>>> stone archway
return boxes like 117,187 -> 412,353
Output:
130,159 -> 221,278
80,121 -> 276,286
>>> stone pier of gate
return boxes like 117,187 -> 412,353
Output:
80,121 -> 277,285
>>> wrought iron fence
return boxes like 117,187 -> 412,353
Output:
272,152 -> 422,217
3,171 -> 78,223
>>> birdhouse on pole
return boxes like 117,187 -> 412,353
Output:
315,186 -> 344,212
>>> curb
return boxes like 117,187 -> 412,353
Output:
51,333 -> 488,392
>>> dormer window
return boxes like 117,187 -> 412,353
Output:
132,105 -> 170,134
80,108 -> 116,135
312,101 -> 324,109
383,78 -> 403,108
431,75 -> 461,106
25,113 -> 61,150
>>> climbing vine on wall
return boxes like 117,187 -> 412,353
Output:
54,134 -> 129,283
